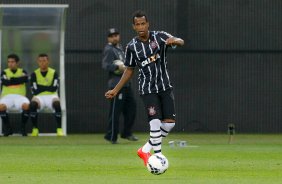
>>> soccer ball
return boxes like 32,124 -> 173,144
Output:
113,60 -> 125,75
146,154 -> 169,175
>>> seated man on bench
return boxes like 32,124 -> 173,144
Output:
29,53 -> 63,136
0,54 -> 29,136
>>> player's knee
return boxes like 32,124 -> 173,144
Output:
29,101 -> 38,118
0,109 -> 7,117
54,111 -> 62,118
162,119 -> 175,123
22,109 -> 29,117
0,104 -> 7,111
22,103 -> 29,111
52,101 -> 61,112
30,101 -> 39,111
22,103 -> 30,118
149,119 -> 162,129
52,101 -> 62,118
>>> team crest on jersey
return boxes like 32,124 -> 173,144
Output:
150,41 -> 158,49
148,106 -> 156,116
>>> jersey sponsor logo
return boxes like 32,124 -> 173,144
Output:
141,54 -> 160,67
141,60 -> 149,67
148,106 -> 156,116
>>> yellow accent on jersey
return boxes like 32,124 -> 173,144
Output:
34,67 -> 57,96
1,68 -> 26,97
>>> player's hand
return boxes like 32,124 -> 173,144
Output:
165,37 -> 176,46
165,37 -> 184,47
105,89 -> 118,99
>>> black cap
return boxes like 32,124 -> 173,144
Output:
107,28 -> 119,37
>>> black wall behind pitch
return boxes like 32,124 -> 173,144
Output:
2,0 -> 282,133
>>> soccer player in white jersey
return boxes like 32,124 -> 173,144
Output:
29,53 -> 63,136
0,54 -> 29,136
105,10 -> 184,166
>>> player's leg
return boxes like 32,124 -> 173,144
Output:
30,97 -> 41,136
0,104 -> 13,136
51,97 -> 63,136
121,87 -> 138,141
148,118 -> 162,153
140,89 -> 176,155
15,96 -> 30,136
0,96 -> 13,136
144,94 -> 163,153
104,91 -> 124,143
160,89 -> 176,138
21,103 -> 29,136
138,93 -> 162,165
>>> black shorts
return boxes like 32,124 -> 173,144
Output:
141,89 -> 176,122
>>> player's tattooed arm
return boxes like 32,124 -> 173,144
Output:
9,76 -> 28,84
105,67 -> 135,99
0,71 -> 28,86
35,72 -> 58,93
165,37 -> 184,47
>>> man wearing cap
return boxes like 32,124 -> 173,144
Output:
102,28 -> 138,144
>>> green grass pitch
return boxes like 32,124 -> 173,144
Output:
0,133 -> 282,184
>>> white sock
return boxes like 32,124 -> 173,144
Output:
142,142 -> 152,153
149,119 -> 162,154
161,122 -> 175,137
154,152 -> 163,156
142,122 -> 175,153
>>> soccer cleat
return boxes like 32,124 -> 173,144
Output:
21,126 -> 27,137
57,128 -> 64,136
4,128 -> 13,137
31,128 -> 39,137
137,147 -> 151,166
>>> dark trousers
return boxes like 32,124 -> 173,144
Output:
105,87 -> 136,142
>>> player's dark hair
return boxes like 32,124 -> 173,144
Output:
38,53 -> 49,59
7,54 -> 20,62
132,10 -> 148,24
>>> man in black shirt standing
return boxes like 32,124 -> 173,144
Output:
105,11 -> 184,166
102,28 -> 138,144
